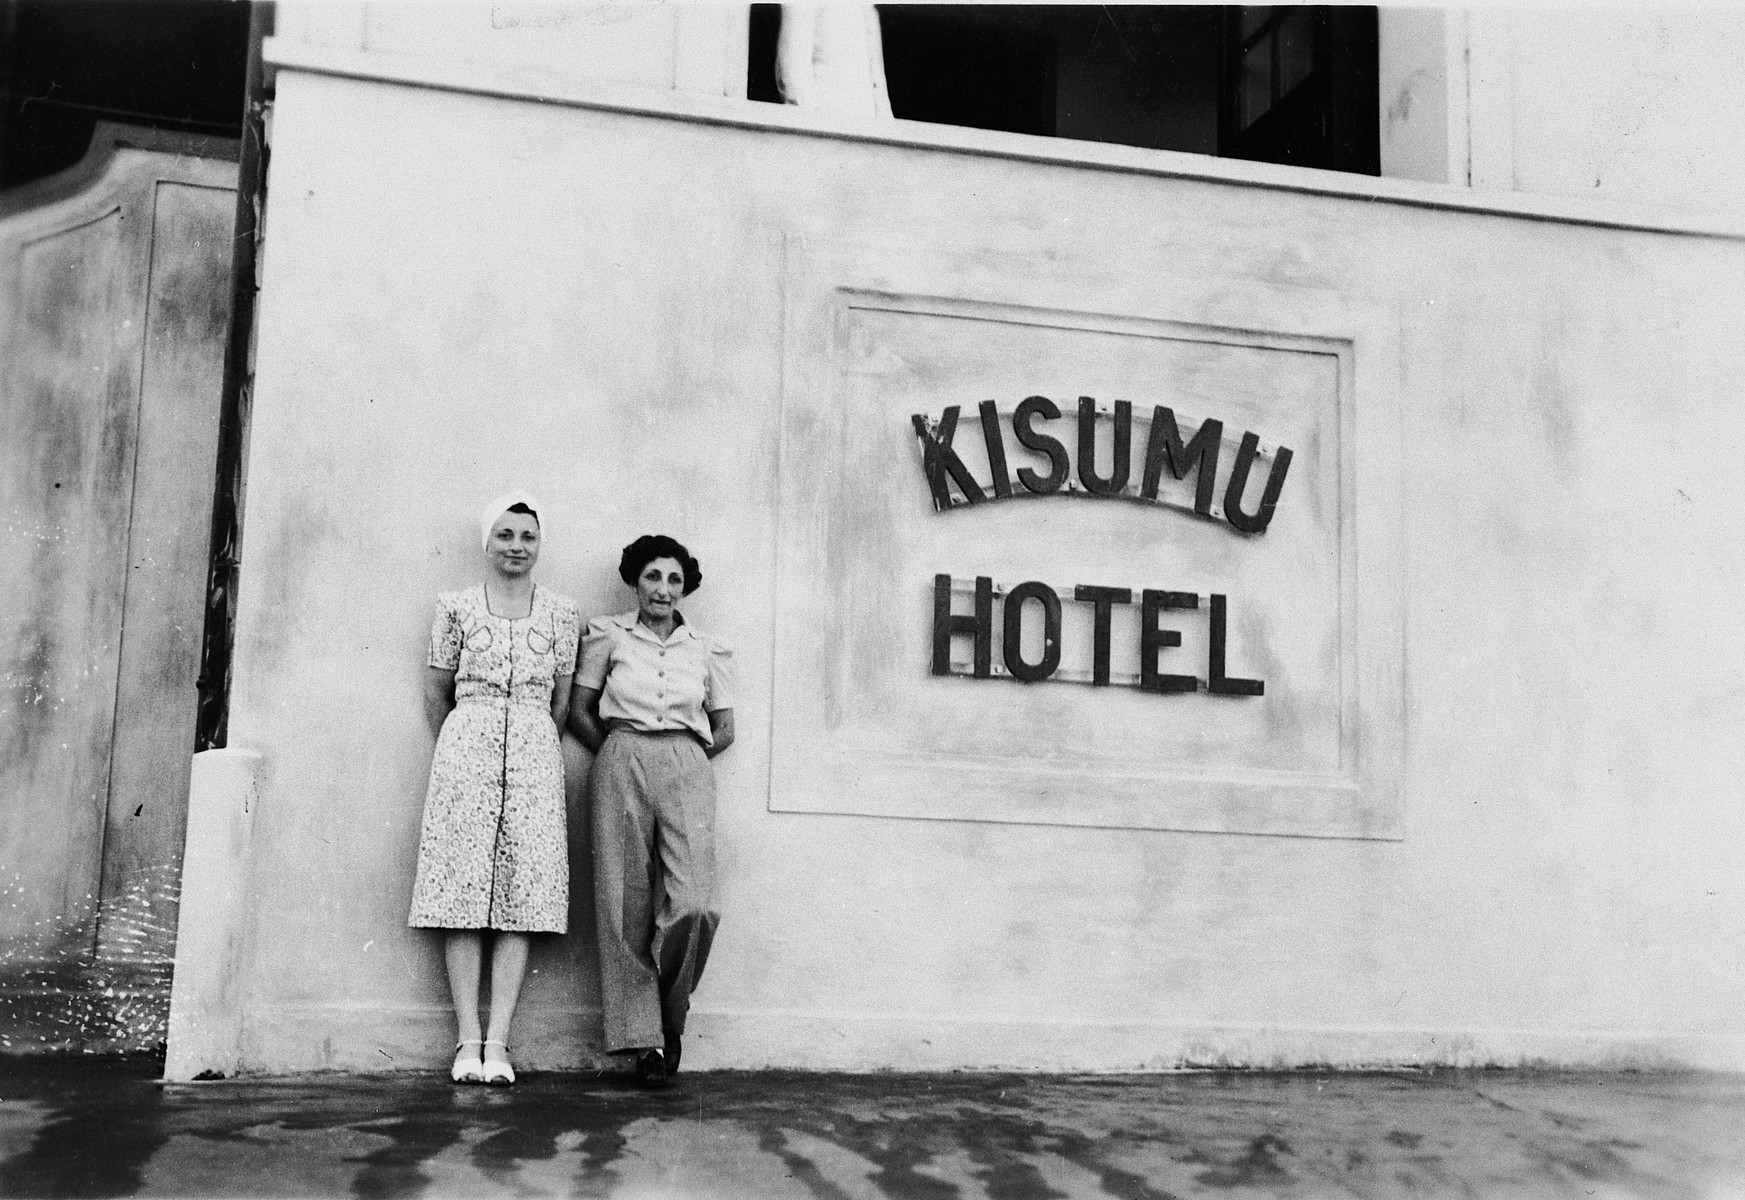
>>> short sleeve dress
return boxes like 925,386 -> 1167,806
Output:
408,584 -> 580,932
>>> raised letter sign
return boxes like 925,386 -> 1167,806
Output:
1223,432 -> 1293,535
1073,584 -> 1132,686
1140,590 -> 1199,693
911,407 -> 987,511
978,399 -> 1014,499
1207,592 -> 1265,694
1012,396 -> 1069,495
932,574 -> 993,677
1140,406 -> 1222,516
1077,398 -> 1132,496
1002,581 -> 1062,682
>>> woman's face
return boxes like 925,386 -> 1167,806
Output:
636,556 -> 686,624
487,512 -> 540,576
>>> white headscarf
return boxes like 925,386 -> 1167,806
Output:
479,490 -> 544,553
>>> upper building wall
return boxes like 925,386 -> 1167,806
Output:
278,3 -> 1745,220
1386,7 -> 1745,215
1491,8 -> 1745,213
274,0 -> 749,98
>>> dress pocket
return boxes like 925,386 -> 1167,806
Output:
461,618 -> 495,654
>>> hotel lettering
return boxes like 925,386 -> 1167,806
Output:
913,398 -> 1293,697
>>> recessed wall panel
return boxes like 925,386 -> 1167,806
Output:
769,246 -> 1403,838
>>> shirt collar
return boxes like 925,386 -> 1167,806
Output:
613,609 -> 696,644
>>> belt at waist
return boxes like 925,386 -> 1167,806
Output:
605,719 -> 701,740
455,694 -> 551,710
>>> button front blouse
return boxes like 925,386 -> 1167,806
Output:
578,611 -> 733,746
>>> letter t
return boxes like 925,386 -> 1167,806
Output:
1073,585 -> 1132,686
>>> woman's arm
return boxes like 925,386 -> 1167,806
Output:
424,667 -> 457,739
550,673 -> 574,732
705,708 -> 735,758
568,684 -> 606,752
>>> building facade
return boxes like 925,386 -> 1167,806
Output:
15,4 -> 1745,1075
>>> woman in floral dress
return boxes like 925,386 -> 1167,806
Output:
410,491 -> 579,1086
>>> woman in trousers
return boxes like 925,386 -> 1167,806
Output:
569,535 -> 733,1089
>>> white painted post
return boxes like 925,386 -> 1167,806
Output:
775,4 -> 892,119
1377,8 -> 1454,184
163,748 -> 262,1081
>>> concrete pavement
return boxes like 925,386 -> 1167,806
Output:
1,1058 -> 1742,1198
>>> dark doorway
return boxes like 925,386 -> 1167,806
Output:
0,0 -> 250,190
878,6 -> 1062,139
1219,6 -> 1379,174
748,5 -> 1377,178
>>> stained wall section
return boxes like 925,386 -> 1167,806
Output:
221,62 -> 1745,1072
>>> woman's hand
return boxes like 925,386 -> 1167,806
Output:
550,672 -> 574,732
569,684 -> 606,752
424,667 -> 457,739
705,708 -> 734,758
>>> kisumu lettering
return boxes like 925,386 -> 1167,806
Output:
912,396 -> 1281,699
911,398 -> 1294,535
932,576 -> 1264,696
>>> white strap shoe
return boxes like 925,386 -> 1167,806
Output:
482,1039 -> 516,1086
451,1040 -> 485,1084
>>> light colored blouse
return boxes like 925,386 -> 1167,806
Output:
578,610 -> 733,745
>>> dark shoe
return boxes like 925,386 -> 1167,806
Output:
634,1049 -> 669,1090
663,1028 -> 682,1076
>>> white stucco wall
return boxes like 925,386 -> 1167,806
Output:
1383,8 -> 1745,217
1489,7 -> 1745,213
212,36 -> 1745,1074
273,0 -> 750,98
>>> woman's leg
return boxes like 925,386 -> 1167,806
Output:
592,735 -> 665,1054
650,740 -> 720,1055
483,932 -> 531,1066
444,930 -> 485,1069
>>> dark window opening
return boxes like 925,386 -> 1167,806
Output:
1220,6 -> 1377,174
0,0 -> 251,191
878,7 -> 1059,139
746,5 -> 1378,177
748,3 -> 782,105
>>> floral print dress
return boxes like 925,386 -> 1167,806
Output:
409,584 -> 579,932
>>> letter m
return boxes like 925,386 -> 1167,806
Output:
1140,406 -> 1222,516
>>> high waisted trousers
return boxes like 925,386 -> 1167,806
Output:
590,727 -> 719,1054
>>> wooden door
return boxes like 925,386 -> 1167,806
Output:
0,125 -> 236,1052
